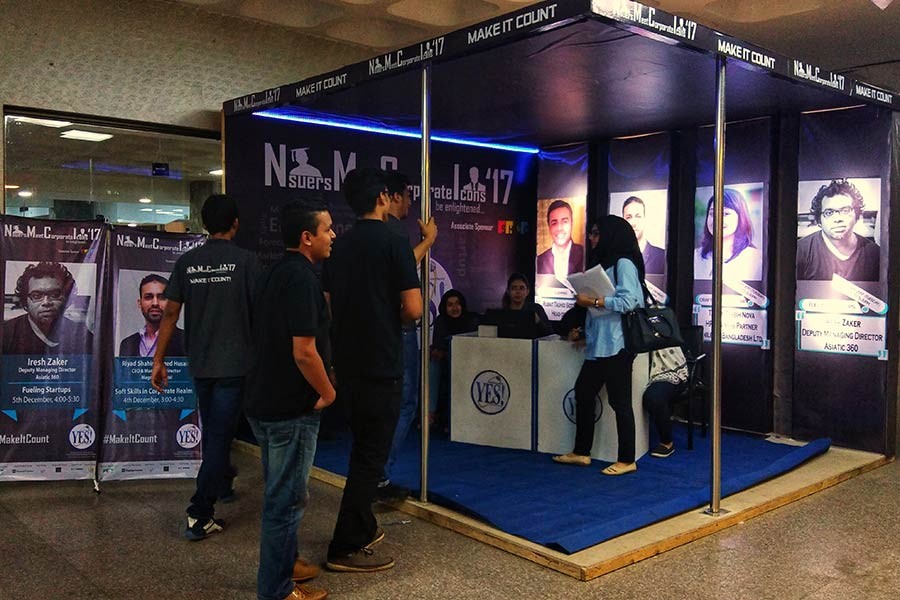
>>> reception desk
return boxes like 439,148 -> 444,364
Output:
450,334 -> 649,461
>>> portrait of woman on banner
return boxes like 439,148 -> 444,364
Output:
693,187 -> 763,282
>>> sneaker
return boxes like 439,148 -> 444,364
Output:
650,443 -> 675,458
292,558 -> 320,582
365,527 -> 385,549
325,547 -> 395,573
552,453 -> 591,466
184,516 -> 224,541
283,583 -> 328,600
375,482 -> 409,502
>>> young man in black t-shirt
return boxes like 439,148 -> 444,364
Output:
323,168 -> 422,573
152,194 -> 259,541
244,200 -> 335,600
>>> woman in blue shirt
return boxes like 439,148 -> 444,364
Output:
553,215 -> 645,475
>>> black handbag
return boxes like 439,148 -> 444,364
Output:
614,264 -> 683,354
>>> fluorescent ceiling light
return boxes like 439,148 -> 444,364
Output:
209,169 -> 223,176
4,184 -> 20,189
139,208 -> 153,212
17,190 -> 33,198
11,116 -> 72,128
127,223 -> 137,228
138,198 -> 152,204
60,130 -> 113,142
173,208 -> 184,213
253,110 -> 541,154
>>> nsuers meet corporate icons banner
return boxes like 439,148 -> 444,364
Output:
692,120 -> 772,433
98,230 -> 206,481
225,114 -> 538,315
793,107 -> 892,452
0,217 -> 105,481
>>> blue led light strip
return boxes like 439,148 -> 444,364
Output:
253,109 -> 539,154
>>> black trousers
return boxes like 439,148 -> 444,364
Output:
328,376 -> 402,557
572,351 -> 636,463
642,381 -> 687,445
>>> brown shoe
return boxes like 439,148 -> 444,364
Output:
283,583 -> 328,600
292,558 -> 320,582
325,547 -> 395,573
552,453 -> 591,466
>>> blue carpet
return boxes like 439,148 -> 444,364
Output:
314,425 -> 830,554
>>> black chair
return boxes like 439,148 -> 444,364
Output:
675,324 -> 708,450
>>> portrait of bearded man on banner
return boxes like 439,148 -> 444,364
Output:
2,261 -> 93,355
118,273 -> 185,357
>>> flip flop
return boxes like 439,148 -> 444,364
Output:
601,462 -> 637,476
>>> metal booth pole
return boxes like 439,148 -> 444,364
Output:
705,55 -> 727,516
419,64 -> 432,503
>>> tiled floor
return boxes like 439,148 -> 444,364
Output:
1,451 -> 898,599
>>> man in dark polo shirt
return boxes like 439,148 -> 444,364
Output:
151,194 -> 259,541
323,168 -> 422,573
379,170 -> 437,500
245,200 -> 335,600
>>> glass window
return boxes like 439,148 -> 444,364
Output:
3,113 -> 221,232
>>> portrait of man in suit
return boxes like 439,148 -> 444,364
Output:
536,199 -> 584,277
119,273 -> 185,357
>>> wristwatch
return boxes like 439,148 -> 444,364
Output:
593,298 -> 600,308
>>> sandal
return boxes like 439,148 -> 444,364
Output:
601,462 -> 637,476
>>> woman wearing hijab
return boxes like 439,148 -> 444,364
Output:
501,272 -> 554,337
429,289 -> 478,428
553,215 -> 645,475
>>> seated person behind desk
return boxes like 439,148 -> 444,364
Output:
641,346 -> 689,458
430,289 -> 478,430
501,273 -> 553,338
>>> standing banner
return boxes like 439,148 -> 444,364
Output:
608,134 -> 671,304
534,144 -> 588,320
793,107 -> 892,452
692,119 -> 772,432
225,113 -> 538,314
0,217 -> 105,481
97,229 -> 206,480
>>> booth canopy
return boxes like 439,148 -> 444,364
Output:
224,0 -> 898,147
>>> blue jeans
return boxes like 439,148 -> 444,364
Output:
383,329 -> 420,482
188,377 -> 243,520
249,412 -> 321,600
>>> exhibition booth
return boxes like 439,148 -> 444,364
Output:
2,0 -> 898,576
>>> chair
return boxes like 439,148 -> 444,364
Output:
675,324 -> 708,450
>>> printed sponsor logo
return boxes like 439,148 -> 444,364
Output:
792,61 -> 846,91
68,424 -> 96,450
368,37 -> 445,75
470,370 -> 510,415
176,424 -> 202,449
563,389 -> 603,424
232,87 -> 281,113
594,1 -> 698,41
116,234 -> 202,252
2,224 -> 102,242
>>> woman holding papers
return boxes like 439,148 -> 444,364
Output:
553,215 -> 644,476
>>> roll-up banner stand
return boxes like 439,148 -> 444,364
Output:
97,229 -> 206,481
793,107 -> 892,453
534,144 -> 588,320
225,114 -> 538,315
607,134 -> 671,305
0,217 -> 106,481
692,119 -> 772,433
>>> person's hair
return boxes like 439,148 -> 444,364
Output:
343,167 -> 389,216
810,178 -> 864,225
138,273 -> 168,295
201,194 -> 239,234
501,272 -> 530,309
15,262 -> 76,309
439,289 -> 468,316
385,171 -> 410,196
546,199 -> 573,224
589,215 -> 646,282
281,199 -> 328,248
700,188 -> 755,260
622,196 -> 645,214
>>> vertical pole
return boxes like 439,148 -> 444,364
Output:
707,56 -> 726,515
419,65 -> 432,503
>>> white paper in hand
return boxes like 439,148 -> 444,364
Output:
567,264 -> 616,316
